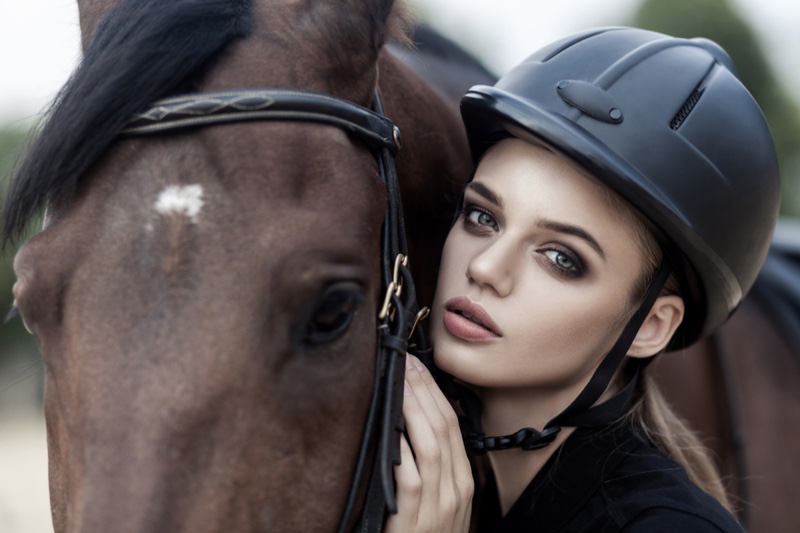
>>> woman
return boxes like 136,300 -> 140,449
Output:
386,27 -> 780,532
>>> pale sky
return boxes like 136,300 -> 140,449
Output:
1,0 -> 799,125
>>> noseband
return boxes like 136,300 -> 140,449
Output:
123,88 -> 424,532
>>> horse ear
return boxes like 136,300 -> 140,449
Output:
364,0 -> 414,50
77,0 -> 118,50
369,0 -> 396,47
307,0 -> 413,71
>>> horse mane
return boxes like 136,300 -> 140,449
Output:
1,0 -> 254,248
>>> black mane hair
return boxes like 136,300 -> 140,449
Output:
2,0 -> 253,248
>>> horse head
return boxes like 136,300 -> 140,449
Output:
5,0 -> 470,530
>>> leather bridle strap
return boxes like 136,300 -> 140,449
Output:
123,89 -> 401,155
123,88 -> 422,533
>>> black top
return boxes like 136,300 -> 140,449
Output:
475,422 -> 743,532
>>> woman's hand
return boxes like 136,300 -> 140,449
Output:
385,354 -> 474,533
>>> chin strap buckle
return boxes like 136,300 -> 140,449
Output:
521,426 -> 562,450
465,425 -> 562,455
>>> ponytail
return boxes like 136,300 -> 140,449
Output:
626,370 -> 733,511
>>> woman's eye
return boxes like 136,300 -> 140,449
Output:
301,282 -> 364,346
464,207 -> 497,229
543,249 -> 583,276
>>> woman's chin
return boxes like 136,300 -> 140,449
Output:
433,346 -> 483,388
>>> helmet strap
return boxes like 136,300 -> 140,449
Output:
455,260 -> 672,454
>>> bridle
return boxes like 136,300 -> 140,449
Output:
123,88 -> 426,532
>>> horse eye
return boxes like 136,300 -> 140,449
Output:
302,282 -> 364,346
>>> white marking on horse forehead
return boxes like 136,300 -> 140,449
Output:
154,184 -> 205,223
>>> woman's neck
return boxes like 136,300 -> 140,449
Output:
479,385 -> 588,515
475,360 -> 629,515
487,427 -> 576,514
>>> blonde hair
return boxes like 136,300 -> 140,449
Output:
625,371 -> 732,510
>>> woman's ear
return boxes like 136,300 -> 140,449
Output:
627,295 -> 685,358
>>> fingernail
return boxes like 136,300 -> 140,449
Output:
405,356 -> 413,370
404,379 -> 411,396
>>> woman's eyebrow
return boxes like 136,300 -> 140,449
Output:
465,181 -> 503,208
540,219 -> 606,261
466,181 -> 605,260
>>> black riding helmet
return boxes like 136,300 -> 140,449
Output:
460,26 -> 780,349
449,27 -> 780,454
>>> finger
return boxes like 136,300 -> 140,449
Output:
385,435 -> 421,533
403,367 -> 446,480
408,355 -> 468,460
405,357 -> 462,523
405,356 -> 452,471
407,355 -> 467,476
408,355 -> 474,531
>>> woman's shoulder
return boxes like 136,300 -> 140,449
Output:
480,423 -> 744,533
618,507 -> 741,532
597,428 -> 743,533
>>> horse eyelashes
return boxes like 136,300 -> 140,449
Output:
303,284 -> 364,346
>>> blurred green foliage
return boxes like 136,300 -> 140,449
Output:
629,0 -> 800,216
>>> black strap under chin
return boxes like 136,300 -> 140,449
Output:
458,260 -> 672,455
124,89 -> 419,533
458,364 -> 643,453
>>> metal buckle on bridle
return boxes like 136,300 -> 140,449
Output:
408,307 -> 430,341
378,254 -> 407,321
378,254 -> 430,339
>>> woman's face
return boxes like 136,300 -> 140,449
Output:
431,138 -> 646,391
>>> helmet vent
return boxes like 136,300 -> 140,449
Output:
670,89 -> 704,130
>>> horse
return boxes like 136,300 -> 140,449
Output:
2,0 -> 476,531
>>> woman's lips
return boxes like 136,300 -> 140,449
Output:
442,297 -> 502,341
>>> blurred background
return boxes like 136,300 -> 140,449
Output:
1,0 -> 799,531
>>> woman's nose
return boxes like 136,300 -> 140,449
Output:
466,239 -> 514,297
